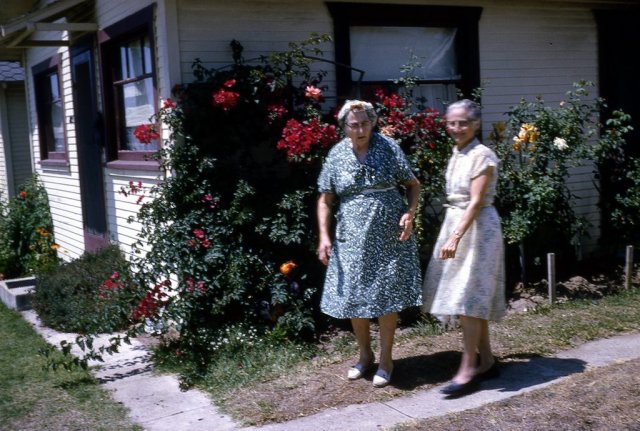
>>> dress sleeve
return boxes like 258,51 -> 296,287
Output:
317,156 -> 334,193
470,147 -> 498,179
389,138 -> 416,183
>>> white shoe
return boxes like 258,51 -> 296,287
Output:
347,362 -> 373,380
373,368 -> 393,387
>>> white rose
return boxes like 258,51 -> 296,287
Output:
553,137 -> 568,151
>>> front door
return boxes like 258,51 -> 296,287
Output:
72,46 -> 109,252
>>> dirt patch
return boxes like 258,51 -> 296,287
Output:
219,329 -> 463,425
218,264 -> 636,426
399,358 -> 640,431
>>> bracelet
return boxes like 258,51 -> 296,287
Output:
453,230 -> 463,238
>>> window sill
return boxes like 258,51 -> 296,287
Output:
106,159 -> 161,171
39,159 -> 70,169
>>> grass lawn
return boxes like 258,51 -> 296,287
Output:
0,303 -> 140,431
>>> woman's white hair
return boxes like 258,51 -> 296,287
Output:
336,100 -> 378,128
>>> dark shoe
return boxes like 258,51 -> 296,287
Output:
439,377 -> 480,396
476,361 -> 500,380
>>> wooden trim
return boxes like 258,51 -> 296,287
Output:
325,2 -> 482,102
32,54 -> 69,162
106,159 -> 161,171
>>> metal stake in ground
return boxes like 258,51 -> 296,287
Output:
547,252 -> 556,304
625,245 -> 634,290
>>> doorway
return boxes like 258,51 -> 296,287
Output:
71,46 -> 109,252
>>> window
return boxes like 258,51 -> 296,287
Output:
326,3 -> 482,111
33,55 -> 67,163
115,34 -> 155,152
99,5 -> 158,166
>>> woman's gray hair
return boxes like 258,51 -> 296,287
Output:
446,99 -> 482,122
336,100 -> 378,128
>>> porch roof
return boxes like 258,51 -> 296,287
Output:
0,0 -> 96,62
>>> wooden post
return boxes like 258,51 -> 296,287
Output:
547,252 -> 556,304
625,245 -> 634,290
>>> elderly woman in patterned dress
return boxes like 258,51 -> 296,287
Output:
423,99 -> 505,396
316,100 -> 422,388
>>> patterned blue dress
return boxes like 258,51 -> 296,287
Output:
317,133 -> 423,319
422,139 -> 506,321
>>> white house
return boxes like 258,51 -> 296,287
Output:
0,0 -> 639,261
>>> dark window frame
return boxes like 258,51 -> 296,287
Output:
98,5 -> 159,170
325,2 -> 482,103
32,54 -> 68,167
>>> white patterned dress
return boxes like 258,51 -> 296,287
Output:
318,133 -> 422,319
422,139 -> 506,321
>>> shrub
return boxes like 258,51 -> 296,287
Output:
0,174 -> 59,278
489,81 -> 635,282
116,35 -> 454,385
32,244 -> 139,334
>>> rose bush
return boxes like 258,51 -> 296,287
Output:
114,35 -> 454,384
490,81 -> 633,282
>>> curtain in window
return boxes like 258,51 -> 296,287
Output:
350,27 -> 459,81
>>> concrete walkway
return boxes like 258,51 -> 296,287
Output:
20,309 -> 640,431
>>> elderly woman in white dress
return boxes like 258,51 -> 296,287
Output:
423,99 -> 505,396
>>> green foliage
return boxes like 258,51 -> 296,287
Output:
32,244 -> 140,334
491,82 -> 600,247
154,323 -> 318,392
488,81 -> 637,278
589,109 -> 638,248
0,174 -> 59,278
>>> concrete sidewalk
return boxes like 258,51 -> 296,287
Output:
20,309 -> 640,431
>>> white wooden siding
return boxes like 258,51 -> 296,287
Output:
478,4 -> 600,252
0,87 -> 9,201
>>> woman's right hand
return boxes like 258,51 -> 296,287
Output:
317,238 -> 332,265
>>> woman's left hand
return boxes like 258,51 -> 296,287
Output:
398,213 -> 413,241
439,234 -> 460,259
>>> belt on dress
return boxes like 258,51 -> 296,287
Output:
360,186 -> 396,194
443,202 -> 494,210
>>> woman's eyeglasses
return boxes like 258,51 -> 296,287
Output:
446,120 -> 472,129
346,121 -> 372,130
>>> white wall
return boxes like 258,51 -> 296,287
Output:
479,3 -> 600,253
0,86 -> 9,202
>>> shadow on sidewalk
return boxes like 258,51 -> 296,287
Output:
367,351 -> 587,394
482,354 -> 587,392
